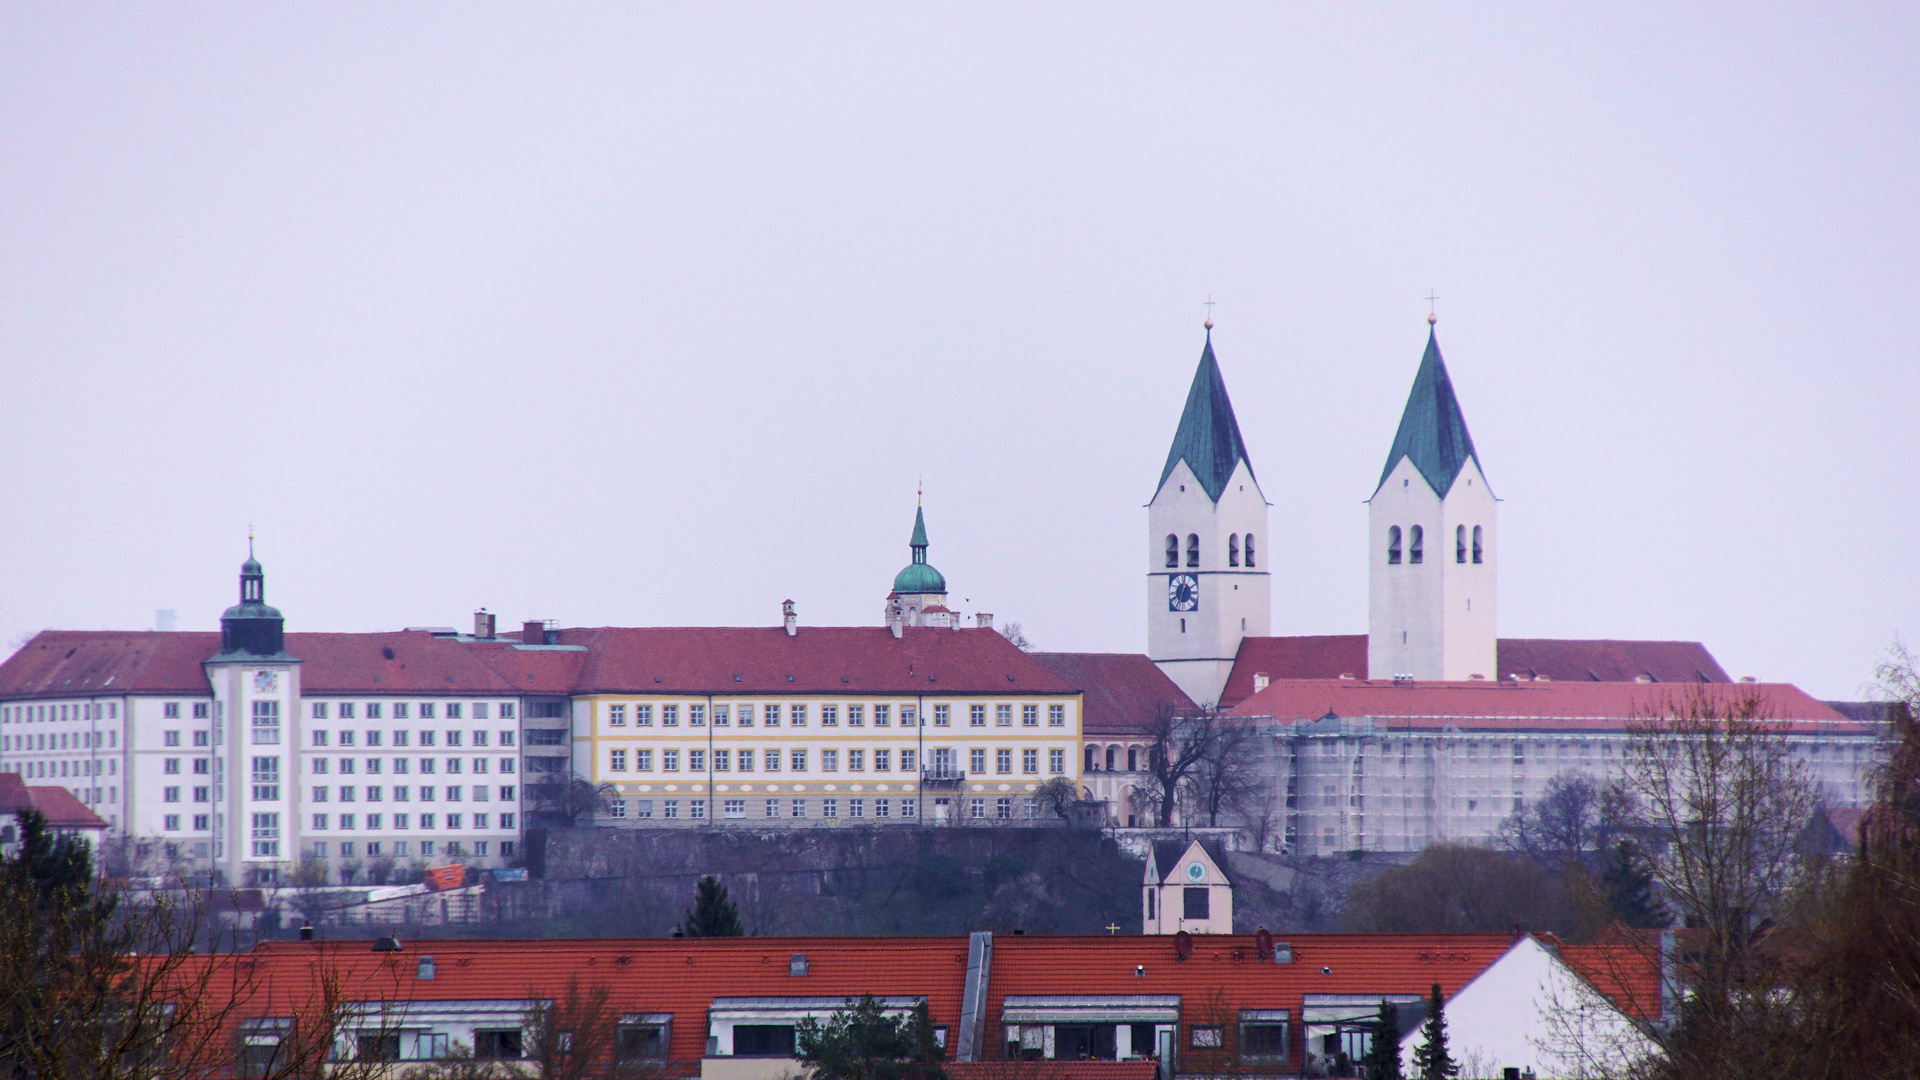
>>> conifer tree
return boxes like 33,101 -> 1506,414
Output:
1411,983 -> 1457,1080
680,874 -> 745,937
1362,1000 -> 1402,1080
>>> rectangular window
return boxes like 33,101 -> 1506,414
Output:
875,798 -> 890,818
764,799 -> 780,818
713,705 -> 730,726
633,801 -> 653,819
996,704 -> 1012,726
340,703 -> 356,719
1190,1026 -> 1223,1049
1049,748 -> 1065,774
874,749 -> 891,771
663,750 -> 680,772
1022,749 -> 1038,774
791,799 -> 807,819
663,800 -> 679,820
1022,704 -> 1039,727
969,798 -> 985,818
163,813 -> 180,830
1049,704 -> 1065,726
307,702 -> 326,720
847,704 -> 863,727
791,704 -> 807,727
419,758 -> 435,774
366,703 -> 382,719
849,798 -> 865,818
367,731 -> 383,748
609,704 -> 627,726
820,749 -> 838,772
763,748 -> 780,772
690,799 -> 706,820
724,799 -> 745,819
874,704 -> 890,726
763,703 -> 779,726
636,749 -> 654,771
1184,886 -> 1211,920
900,749 -> 916,772
312,730 -> 329,748
611,749 -> 628,771
970,704 -> 986,727
996,797 -> 1012,819
689,749 -> 706,772
714,749 -> 731,772
393,703 -> 409,719
662,704 -> 679,727
821,705 -> 838,727
635,704 -> 653,726
251,700 -> 281,744
312,813 -> 328,829
900,798 -> 917,817
609,799 -> 628,819
690,704 -> 706,726
164,758 -> 180,774
164,702 -> 181,719
846,748 -> 864,771
194,730 -> 209,746
970,748 -> 987,773
420,731 -> 436,747
822,798 -> 838,818
500,703 -> 515,719
474,703 -> 490,720
737,748 -> 754,772
499,731 -> 513,746
791,749 -> 808,772
447,703 -> 462,720
393,731 -> 409,747
312,786 -> 328,802
193,702 -> 210,719
934,704 -> 950,727
418,703 -> 436,720
996,749 -> 1012,774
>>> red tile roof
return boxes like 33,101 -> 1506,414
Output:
1031,654 -> 1195,736
0,771 -> 109,830
564,626 -> 1078,696
1217,636 -> 1733,708
1226,678 -> 1857,731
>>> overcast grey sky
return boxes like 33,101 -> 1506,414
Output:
2,5 -> 1914,699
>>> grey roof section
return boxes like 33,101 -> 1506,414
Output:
1149,838 -> 1230,886
1376,329 -> 1483,496
1159,332 -> 1255,503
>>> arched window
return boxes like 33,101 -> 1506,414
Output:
1244,533 -> 1256,567
1085,745 -> 1099,771
1186,534 -> 1200,568
1472,525 -> 1484,564
1456,524 -> 1467,564
1228,534 -> 1240,567
1105,746 -> 1117,770
1409,525 -> 1424,564
1387,526 -> 1402,565
1165,534 -> 1179,569
1127,746 -> 1138,771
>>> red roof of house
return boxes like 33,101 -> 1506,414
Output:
1217,636 -> 1733,708
564,626 -> 1078,696
0,772 -> 109,830
1226,678 -> 1858,731
1031,653 -> 1195,736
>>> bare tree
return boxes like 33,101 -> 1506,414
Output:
1498,772 -> 1610,871
1129,706 -> 1227,828
1340,843 -> 1578,934
1190,719 -> 1264,828
999,622 -> 1034,652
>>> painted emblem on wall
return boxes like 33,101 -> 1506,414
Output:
252,670 -> 279,692
1185,861 -> 1206,882
1168,574 -> 1199,612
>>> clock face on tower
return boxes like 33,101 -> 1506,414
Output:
1168,574 -> 1199,612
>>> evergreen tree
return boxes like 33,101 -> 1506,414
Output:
1410,984 -> 1457,1080
796,994 -> 946,1080
1362,1000 -> 1402,1080
680,874 -> 745,937
1600,838 -> 1672,929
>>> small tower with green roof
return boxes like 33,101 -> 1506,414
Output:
1368,318 -> 1497,681
885,500 -> 954,629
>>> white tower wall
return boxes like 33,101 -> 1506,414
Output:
1148,458 -> 1270,706
1368,457 -> 1496,681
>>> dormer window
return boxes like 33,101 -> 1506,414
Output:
1228,534 -> 1240,567
1409,525 -> 1424,564
1186,534 -> 1199,568
1387,526 -> 1402,565
1165,534 -> 1179,568
1472,525 -> 1484,564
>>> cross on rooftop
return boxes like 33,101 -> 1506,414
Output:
1106,922 -> 1122,934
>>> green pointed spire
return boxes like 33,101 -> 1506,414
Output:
1158,329 -> 1255,503
1377,328 -> 1483,496
892,503 -> 947,595
910,505 -> 929,549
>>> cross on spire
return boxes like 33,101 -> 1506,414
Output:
1203,295 -> 1215,330
1425,291 -> 1439,326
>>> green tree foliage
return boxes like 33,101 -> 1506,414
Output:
1341,844 -> 1578,934
1410,984 -> 1457,1080
680,875 -> 745,937
1361,1000 -> 1402,1080
1597,838 -> 1671,929
796,995 -> 946,1080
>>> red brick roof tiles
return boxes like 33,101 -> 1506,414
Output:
0,771 -> 109,830
1031,654 -> 1195,736
1226,678 -> 1857,731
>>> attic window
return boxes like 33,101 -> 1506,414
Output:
382,648 -> 395,660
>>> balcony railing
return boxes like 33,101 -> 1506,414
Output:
920,768 -> 967,788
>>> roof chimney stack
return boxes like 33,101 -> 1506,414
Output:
975,613 -> 993,630
887,600 -> 905,640
474,610 -> 496,639
522,620 -> 545,645
783,600 -> 797,637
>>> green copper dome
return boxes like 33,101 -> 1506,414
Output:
891,506 -> 947,595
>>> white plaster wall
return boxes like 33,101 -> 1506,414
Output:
1438,459 -> 1497,681
1148,458 -> 1269,706
1369,457 -> 1496,681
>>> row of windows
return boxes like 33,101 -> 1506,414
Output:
308,784 -> 516,803
6,758 -> 114,779
2,702 -> 122,723
1163,533 -> 1258,569
612,797 -> 923,821
607,746 -> 1069,776
307,812 -> 513,831
307,839 -> 506,859
310,729 -> 516,748
5,730 -> 116,751
605,702 -> 1069,729
1385,524 -> 1484,565
308,701 -> 515,720
308,757 -> 515,775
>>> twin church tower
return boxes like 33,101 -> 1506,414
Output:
1147,317 -> 1497,706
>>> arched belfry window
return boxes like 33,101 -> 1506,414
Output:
1244,533 -> 1256,567
1186,534 -> 1200,568
1472,525 -> 1484,564
1387,526 -> 1403,565
1228,534 -> 1240,567
1409,525 -> 1424,564
1165,534 -> 1179,569
1456,525 -> 1467,564
1085,746 -> 1098,771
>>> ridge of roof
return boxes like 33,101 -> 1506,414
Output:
1377,329 -> 1482,497
1158,333 -> 1254,503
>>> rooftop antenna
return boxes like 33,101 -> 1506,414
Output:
1426,291 -> 1439,326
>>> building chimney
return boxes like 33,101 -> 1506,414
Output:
474,609 -> 496,639
975,613 -> 993,630
155,609 -> 178,633
522,620 -> 544,644
887,601 -> 905,640
783,599 -> 797,637
1252,673 -> 1269,694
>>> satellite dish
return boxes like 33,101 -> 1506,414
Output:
1255,927 -> 1274,959
1174,931 -> 1194,961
